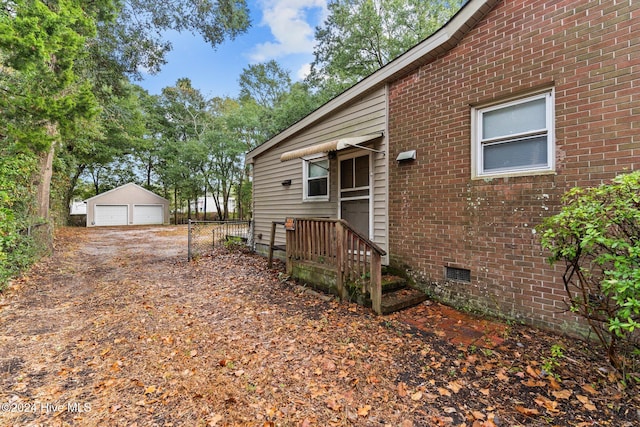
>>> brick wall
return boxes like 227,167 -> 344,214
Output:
388,0 -> 640,334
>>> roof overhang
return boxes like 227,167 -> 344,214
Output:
279,132 -> 383,162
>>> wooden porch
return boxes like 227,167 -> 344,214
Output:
269,218 -> 426,314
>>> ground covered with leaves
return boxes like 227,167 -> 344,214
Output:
0,226 -> 637,426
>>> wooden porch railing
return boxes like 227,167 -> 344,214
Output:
285,218 -> 386,314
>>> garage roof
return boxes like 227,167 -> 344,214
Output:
85,183 -> 169,203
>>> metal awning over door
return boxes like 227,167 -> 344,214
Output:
279,132 -> 383,162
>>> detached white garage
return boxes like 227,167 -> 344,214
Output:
85,183 -> 170,227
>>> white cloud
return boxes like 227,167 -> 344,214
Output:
250,0 -> 327,63
296,63 -> 312,80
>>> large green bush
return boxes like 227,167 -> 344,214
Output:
538,171 -> 640,375
0,153 -> 40,289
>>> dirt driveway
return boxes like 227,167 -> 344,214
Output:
0,227 -> 636,426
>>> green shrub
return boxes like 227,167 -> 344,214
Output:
0,153 -> 40,290
223,236 -> 248,252
538,171 -> 640,374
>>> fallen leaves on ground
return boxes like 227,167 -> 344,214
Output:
0,226 -> 637,426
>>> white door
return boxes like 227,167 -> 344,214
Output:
133,205 -> 163,225
94,205 -> 128,226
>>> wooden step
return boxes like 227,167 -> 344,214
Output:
380,288 -> 428,314
381,274 -> 407,293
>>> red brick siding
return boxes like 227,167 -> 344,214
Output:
388,0 -> 640,333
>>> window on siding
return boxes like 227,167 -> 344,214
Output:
472,90 -> 555,178
303,156 -> 329,201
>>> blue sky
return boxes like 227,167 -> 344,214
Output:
138,0 -> 328,99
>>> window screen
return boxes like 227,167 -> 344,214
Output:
304,157 -> 329,200
473,90 -> 555,177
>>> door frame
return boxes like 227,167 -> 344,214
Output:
337,151 -> 373,239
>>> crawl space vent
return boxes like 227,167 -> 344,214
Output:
446,266 -> 471,282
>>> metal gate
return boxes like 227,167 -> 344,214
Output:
187,220 -> 252,261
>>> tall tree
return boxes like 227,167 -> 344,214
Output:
237,61 -> 323,139
221,96 -> 268,219
159,78 -> 210,142
132,87 -> 165,188
270,81 -> 322,136
0,0 -> 111,287
308,0 -> 463,98
200,97 -> 247,220
238,60 -> 292,108
155,79 -> 212,218
61,81 -> 146,209
0,0 -> 108,219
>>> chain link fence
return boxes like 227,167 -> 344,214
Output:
187,220 -> 252,261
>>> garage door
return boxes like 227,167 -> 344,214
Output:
133,205 -> 163,225
94,205 -> 128,226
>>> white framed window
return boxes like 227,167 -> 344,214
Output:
303,155 -> 329,201
472,90 -> 555,178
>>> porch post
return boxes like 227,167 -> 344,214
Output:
370,252 -> 382,315
268,221 -> 277,268
285,227 -> 293,274
335,220 -> 346,301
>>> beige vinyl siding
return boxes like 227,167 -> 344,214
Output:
251,87 -> 388,258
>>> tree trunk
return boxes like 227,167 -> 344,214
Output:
210,187 -> 223,221
236,178 -> 244,220
222,181 -> 230,221
203,187 -> 207,221
173,188 -> 178,225
63,163 -> 86,225
146,159 -> 152,187
36,125 -> 57,219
